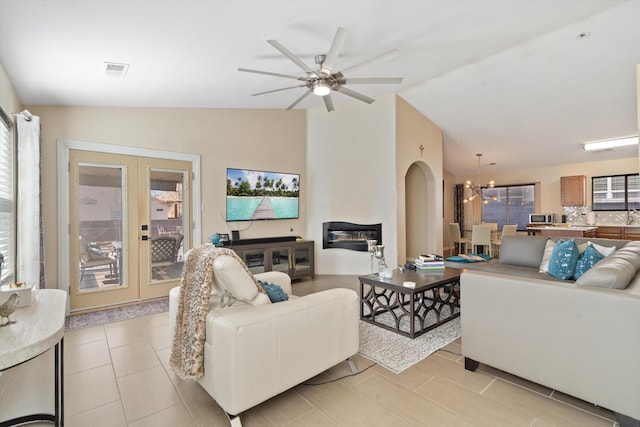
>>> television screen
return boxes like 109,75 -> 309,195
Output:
226,168 -> 300,221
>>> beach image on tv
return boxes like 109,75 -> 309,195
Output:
226,168 -> 300,221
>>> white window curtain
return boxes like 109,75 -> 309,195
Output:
0,108 -> 14,286
16,110 -> 46,289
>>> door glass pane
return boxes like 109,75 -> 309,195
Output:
293,247 -> 311,275
271,247 -> 291,275
150,169 -> 185,282
77,164 -> 125,292
243,249 -> 267,275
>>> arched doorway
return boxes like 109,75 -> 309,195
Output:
405,161 -> 437,261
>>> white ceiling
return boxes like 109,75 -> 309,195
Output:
0,0 -> 638,176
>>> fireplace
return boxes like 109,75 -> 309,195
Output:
322,221 -> 382,252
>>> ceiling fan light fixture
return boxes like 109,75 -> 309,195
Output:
313,80 -> 331,96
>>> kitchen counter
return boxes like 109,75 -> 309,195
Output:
526,226 -> 598,238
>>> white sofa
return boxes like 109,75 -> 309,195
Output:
169,254 -> 359,427
455,236 -> 640,426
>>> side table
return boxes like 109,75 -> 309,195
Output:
0,289 -> 66,427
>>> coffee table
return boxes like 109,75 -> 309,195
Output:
359,267 -> 461,339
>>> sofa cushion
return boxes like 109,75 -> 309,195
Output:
576,253 -> 638,289
213,255 -> 270,306
615,241 -> 640,270
499,235 -> 549,268
572,244 -> 605,280
548,239 -> 580,280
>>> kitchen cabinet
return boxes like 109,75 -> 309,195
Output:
595,226 -> 622,239
561,175 -> 586,206
622,227 -> 640,241
227,240 -> 314,280
594,226 -> 640,241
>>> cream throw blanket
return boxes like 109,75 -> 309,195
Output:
169,245 -> 263,380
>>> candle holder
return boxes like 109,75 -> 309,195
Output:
366,239 -> 377,275
374,245 -> 387,278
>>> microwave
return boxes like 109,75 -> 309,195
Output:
529,213 -> 556,224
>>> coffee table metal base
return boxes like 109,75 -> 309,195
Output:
359,269 -> 460,339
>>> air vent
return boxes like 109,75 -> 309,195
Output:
101,62 -> 129,78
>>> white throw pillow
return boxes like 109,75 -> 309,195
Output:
539,239 -> 556,273
587,241 -> 616,257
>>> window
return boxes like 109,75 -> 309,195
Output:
592,174 -> 640,211
481,184 -> 535,231
0,108 -> 14,286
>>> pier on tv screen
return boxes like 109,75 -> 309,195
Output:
226,168 -> 300,221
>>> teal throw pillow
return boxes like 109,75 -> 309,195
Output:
548,239 -> 580,280
258,280 -> 289,303
572,244 -> 604,280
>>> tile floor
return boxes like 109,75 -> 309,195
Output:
0,275 -> 619,426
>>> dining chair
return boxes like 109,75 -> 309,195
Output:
491,224 -> 518,257
449,223 -> 470,256
471,224 -> 492,257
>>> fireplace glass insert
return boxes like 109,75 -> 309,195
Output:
322,222 -> 382,252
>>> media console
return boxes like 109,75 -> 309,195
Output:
225,235 -> 297,246
223,239 -> 314,280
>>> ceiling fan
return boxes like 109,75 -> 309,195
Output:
238,27 -> 403,112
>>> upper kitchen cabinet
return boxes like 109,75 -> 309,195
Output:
561,175 -> 586,206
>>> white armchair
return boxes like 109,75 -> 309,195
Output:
169,252 -> 359,427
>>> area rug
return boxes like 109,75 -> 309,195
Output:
65,298 -> 169,331
358,315 -> 461,373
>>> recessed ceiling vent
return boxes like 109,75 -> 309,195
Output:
101,62 -> 129,78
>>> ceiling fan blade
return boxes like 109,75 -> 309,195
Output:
341,77 -> 404,85
252,84 -> 307,96
323,94 -> 335,112
238,68 -> 305,81
341,49 -> 400,75
321,27 -> 347,76
267,39 -> 317,76
286,89 -> 313,110
334,86 -> 375,104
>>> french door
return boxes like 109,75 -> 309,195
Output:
68,150 -> 192,312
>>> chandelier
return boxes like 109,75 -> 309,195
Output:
463,153 -> 497,204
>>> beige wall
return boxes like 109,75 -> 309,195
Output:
25,106 -> 306,289
396,96 -> 443,263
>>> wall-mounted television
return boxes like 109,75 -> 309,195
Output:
226,168 -> 300,221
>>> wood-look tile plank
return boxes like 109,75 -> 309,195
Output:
415,353 -> 495,393
110,341 -> 160,378
171,378 -> 227,427
417,376 -> 534,427
117,365 -> 182,423
64,364 -> 120,417
283,408 -> 339,426
128,403 -> 197,427
239,388 -> 316,427
483,378 -> 614,427
294,374 -> 406,426
64,400 -> 127,427
64,339 -> 112,374
550,390 -> 616,422
353,372 -> 457,426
